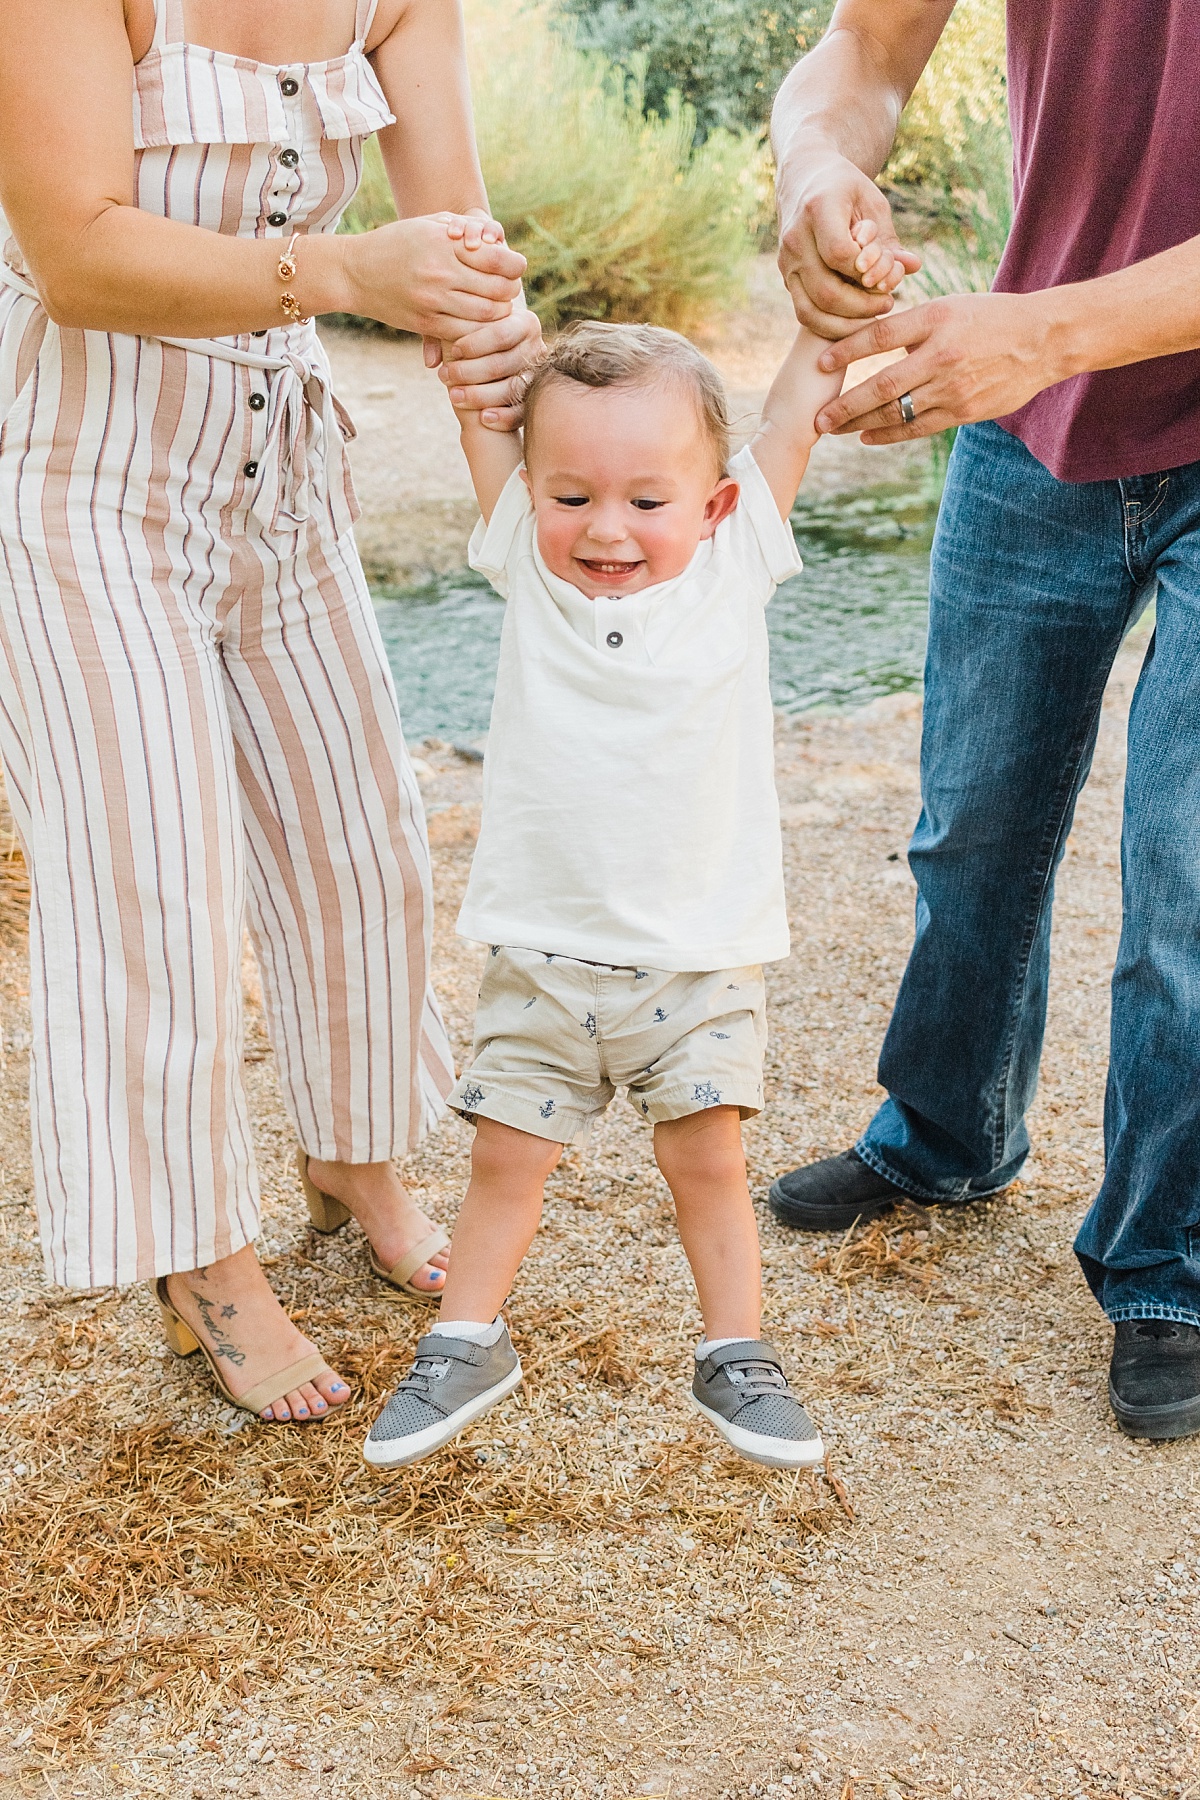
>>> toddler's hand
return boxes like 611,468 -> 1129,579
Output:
433,210 -> 508,255
851,218 -> 913,294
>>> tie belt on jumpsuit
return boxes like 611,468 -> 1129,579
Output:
0,262 -> 358,539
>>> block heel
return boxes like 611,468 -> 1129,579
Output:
297,1149 -> 352,1232
296,1144 -> 450,1300
157,1284 -> 200,1356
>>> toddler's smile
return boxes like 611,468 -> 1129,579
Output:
520,377 -> 738,600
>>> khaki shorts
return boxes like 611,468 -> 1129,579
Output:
449,946 -> 768,1143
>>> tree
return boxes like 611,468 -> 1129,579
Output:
557,0 -> 835,140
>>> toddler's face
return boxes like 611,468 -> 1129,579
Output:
521,378 -> 739,599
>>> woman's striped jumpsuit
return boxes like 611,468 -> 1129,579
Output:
0,0 -> 455,1289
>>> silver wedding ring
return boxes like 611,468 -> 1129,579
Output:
899,391 -> 917,425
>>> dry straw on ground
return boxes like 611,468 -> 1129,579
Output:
2,631 -> 1198,1800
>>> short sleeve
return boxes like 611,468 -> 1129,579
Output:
718,444 -> 804,596
466,463 -> 535,600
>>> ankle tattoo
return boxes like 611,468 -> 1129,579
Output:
190,1289 -> 246,1368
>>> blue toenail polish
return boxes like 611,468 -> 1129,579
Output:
332,1382 -> 347,1392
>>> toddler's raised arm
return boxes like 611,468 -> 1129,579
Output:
750,329 -> 845,518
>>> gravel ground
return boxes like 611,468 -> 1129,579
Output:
1,282 -> 1195,1800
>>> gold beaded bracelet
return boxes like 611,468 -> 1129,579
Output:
277,232 -> 310,326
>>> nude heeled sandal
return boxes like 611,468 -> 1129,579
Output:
155,1277 -> 333,1420
296,1150 -> 450,1300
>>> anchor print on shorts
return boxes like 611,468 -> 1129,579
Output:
539,1099 -> 557,1119
693,1081 -> 722,1108
582,1012 -> 597,1038
461,1082 -> 485,1112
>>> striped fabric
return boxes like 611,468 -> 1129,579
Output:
0,0 -> 455,1289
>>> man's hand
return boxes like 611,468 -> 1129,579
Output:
813,292 -> 1058,441
777,153 -> 922,339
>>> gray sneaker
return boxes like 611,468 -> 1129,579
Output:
363,1327 -> 523,1468
691,1339 -> 824,1469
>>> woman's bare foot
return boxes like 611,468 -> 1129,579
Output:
165,1245 -> 352,1422
305,1158 -> 449,1294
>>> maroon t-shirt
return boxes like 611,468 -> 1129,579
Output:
993,0 -> 1200,482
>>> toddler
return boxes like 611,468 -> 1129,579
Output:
364,296 -> 842,1472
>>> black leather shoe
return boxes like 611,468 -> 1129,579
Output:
769,1149 -> 910,1233
1109,1319 -> 1200,1440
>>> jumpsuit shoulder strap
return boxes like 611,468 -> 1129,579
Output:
151,0 -> 188,49
354,0 -> 383,45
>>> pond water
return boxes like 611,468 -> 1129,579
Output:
373,481 -> 939,745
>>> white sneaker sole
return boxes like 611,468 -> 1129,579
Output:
690,1393 -> 825,1470
363,1361 -> 523,1469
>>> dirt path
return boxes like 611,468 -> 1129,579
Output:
0,292 -> 1195,1800
3,616 -> 1196,1800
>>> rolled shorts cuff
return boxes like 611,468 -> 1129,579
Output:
629,1082 -> 763,1125
449,1082 -> 591,1144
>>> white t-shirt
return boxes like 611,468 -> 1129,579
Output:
457,444 -> 801,972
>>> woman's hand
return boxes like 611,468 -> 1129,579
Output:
420,218 -> 544,431
813,292 -> 1058,442
342,212 -> 526,340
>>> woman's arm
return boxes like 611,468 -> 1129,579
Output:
0,0 -> 524,338
368,0 -> 543,427
369,0 -> 488,219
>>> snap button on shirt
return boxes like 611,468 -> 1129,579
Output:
279,75 -> 300,97
591,595 -> 645,661
244,460 -> 259,478
279,148 -> 300,168
267,211 -> 289,228
248,392 -> 267,412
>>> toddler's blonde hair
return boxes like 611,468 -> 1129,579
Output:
521,321 -> 731,473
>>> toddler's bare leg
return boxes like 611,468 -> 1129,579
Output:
653,1107 -> 761,1341
438,1117 -> 563,1321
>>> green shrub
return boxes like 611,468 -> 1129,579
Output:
340,0 -> 766,331
887,0 -> 1007,190
556,0 -> 834,141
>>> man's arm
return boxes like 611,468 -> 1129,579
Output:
771,0 -> 955,338
749,331 -> 846,518
811,238 -> 1200,445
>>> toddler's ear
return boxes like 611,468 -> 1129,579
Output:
700,477 -> 740,539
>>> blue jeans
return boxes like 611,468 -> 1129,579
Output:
857,419 -> 1200,1327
